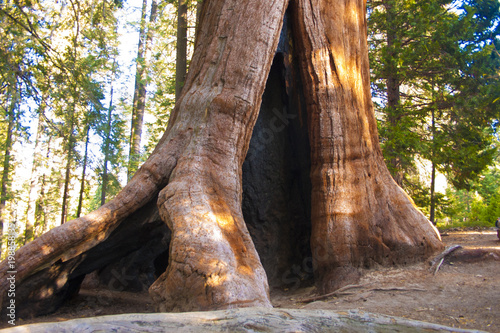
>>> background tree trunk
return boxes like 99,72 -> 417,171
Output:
36,136 -> 54,237
101,85 -> 114,206
430,107 -> 437,224
24,104 -> 47,243
76,124 -> 90,218
60,115 -> 75,225
128,0 -> 158,180
0,88 -> 17,253
383,0 -> 404,186
175,0 -> 188,101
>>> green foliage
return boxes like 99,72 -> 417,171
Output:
438,152 -> 500,229
144,0 -> 198,156
2,0 -> 495,241
0,0 -> 124,246
0,0 -> 197,241
369,0 -> 500,220
439,187 -> 498,229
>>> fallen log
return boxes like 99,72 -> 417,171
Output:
0,308 -> 486,333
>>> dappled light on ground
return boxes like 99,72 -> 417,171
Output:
442,231 -> 499,250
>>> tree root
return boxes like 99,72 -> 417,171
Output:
298,284 -> 427,303
298,284 -> 366,303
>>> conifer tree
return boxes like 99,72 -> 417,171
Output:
369,0 -> 500,222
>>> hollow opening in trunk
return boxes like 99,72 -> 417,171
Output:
242,16 -> 313,289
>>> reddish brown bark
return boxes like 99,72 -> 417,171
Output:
149,0 -> 289,311
0,131 -> 187,279
291,0 -> 443,292
0,0 -> 443,316
175,0 -> 188,100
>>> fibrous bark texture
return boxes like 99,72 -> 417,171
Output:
0,131 -> 189,317
0,0 -> 443,317
290,0 -> 443,292
149,0 -> 292,311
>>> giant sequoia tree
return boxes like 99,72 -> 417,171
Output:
0,0 -> 443,316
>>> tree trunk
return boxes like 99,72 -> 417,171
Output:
429,107 -> 436,224
36,136 -> 54,237
289,0 -> 442,293
101,87 -> 114,206
0,89 -> 16,253
128,0 -> 158,180
101,60 -> 119,206
127,0 -> 148,181
60,118 -> 76,225
0,0 -> 443,317
430,161 -> 436,224
25,101 -> 49,243
76,124 -> 90,218
148,0 -> 289,311
196,0 -> 203,29
383,0 -> 403,186
175,0 -> 188,101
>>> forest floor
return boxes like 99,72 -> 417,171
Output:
10,229 -> 500,332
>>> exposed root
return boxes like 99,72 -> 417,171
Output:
298,284 -> 366,303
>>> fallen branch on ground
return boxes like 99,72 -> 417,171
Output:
433,258 -> 445,276
429,244 -> 462,274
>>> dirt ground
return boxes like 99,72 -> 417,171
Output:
274,230 -> 500,332
10,230 -> 500,332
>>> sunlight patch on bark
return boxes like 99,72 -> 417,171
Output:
40,287 -> 54,298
